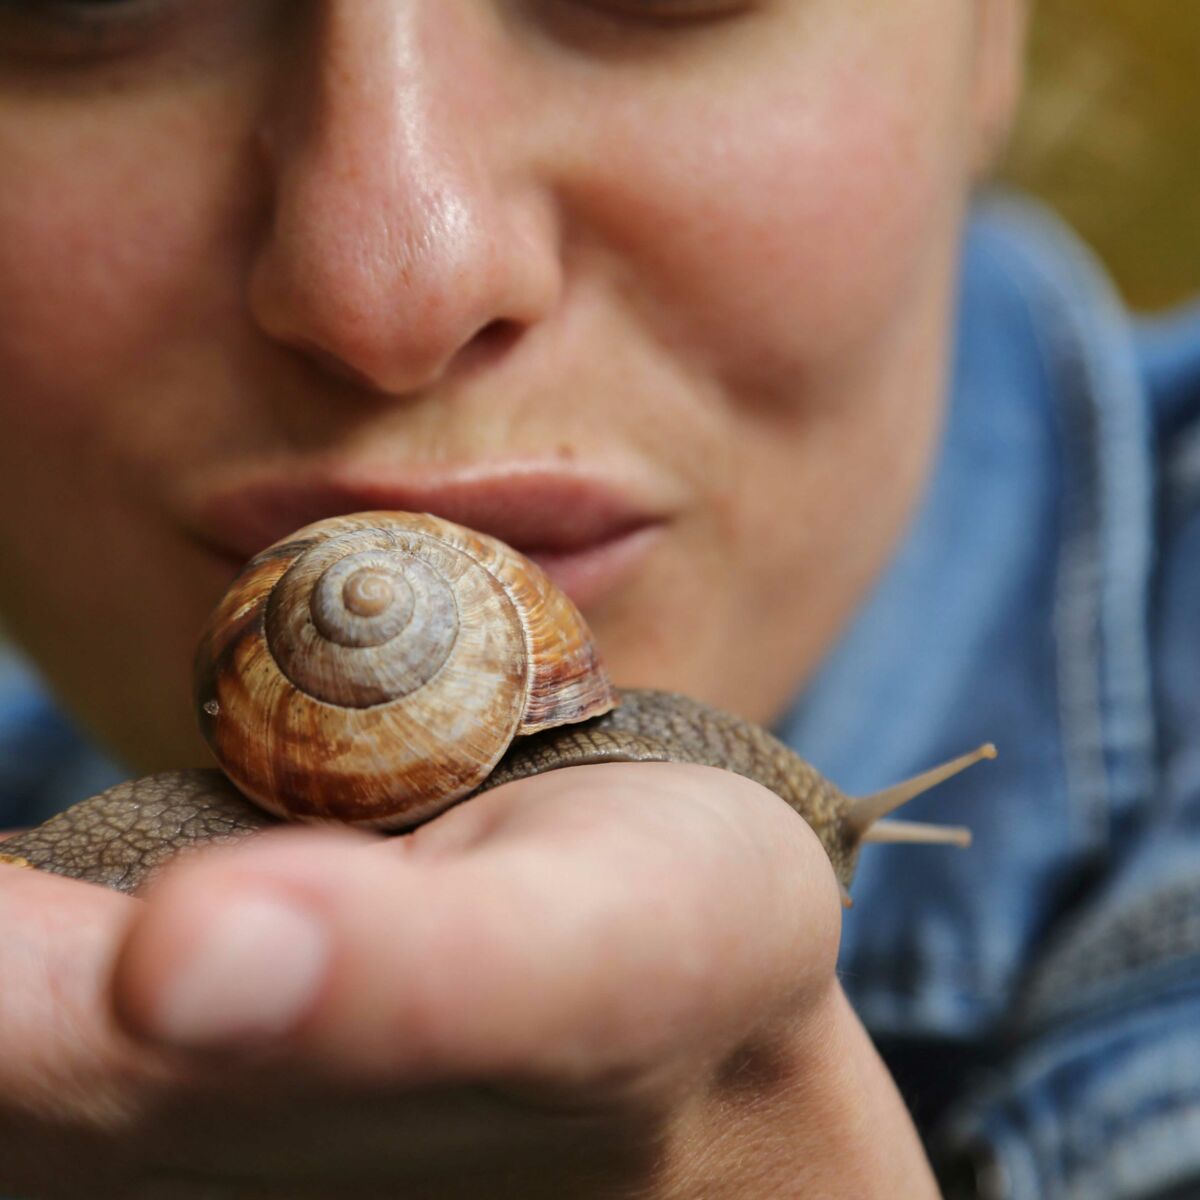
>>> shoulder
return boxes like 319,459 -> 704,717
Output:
796,196 -> 1200,1195
781,190 -> 1199,1028
960,195 -> 1200,844
963,192 -> 1200,448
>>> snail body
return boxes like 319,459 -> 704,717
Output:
1,512 -> 993,897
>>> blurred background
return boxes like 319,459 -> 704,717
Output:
1003,0 -> 1200,311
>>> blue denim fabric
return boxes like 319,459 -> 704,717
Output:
0,651 -> 124,829
780,194 -> 1200,1198
2,194 -> 1199,1198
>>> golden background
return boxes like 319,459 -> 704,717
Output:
1003,0 -> 1200,311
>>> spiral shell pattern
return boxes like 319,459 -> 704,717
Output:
193,512 -> 618,827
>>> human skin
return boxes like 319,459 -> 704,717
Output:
0,0 -> 1026,1196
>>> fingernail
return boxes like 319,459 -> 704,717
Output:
149,893 -> 329,1048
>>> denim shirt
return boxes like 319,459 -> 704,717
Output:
780,195 -> 1200,1198
2,195 -> 1199,1199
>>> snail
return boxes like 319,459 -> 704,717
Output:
0,511 -> 994,902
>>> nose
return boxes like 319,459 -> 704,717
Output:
248,2 -> 559,397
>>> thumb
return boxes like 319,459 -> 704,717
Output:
110,763 -> 843,1093
0,865 -> 181,1195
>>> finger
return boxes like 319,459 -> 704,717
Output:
0,865 -> 179,1195
112,763 -> 842,1099
0,865 -> 138,1103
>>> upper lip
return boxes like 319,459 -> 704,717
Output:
186,462 -> 667,565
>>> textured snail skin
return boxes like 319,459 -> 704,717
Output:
0,688 -> 859,896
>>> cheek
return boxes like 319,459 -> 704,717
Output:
0,88 -> 263,763
1,116 -> 167,401
571,9 -> 975,393
0,84 -> 264,599
0,89 -> 258,433
552,8 -> 975,716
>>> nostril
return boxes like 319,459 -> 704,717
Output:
476,318 -> 525,352
457,318 -> 527,372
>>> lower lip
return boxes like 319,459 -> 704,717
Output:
522,523 -> 662,611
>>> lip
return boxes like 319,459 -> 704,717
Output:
187,464 -> 668,609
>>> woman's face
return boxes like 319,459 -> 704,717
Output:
0,0 -> 1022,767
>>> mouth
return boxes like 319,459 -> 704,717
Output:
187,463 -> 667,610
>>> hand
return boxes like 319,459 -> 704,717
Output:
0,764 -> 936,1199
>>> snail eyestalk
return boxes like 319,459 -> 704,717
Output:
862,820 -> 973,847
845,743 -> 996,845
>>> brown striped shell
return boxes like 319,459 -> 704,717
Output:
193,512 -> 618,828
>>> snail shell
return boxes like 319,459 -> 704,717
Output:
193,511 -> 618,828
